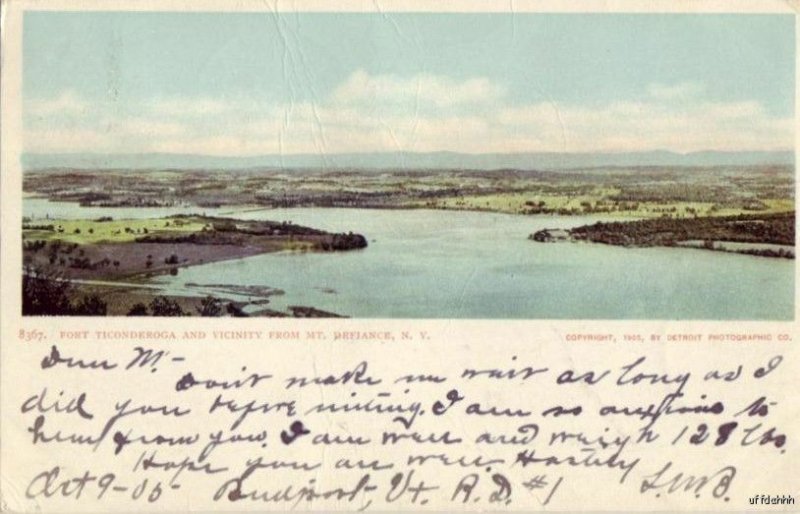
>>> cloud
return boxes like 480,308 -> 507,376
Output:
145,97 -> 230,117
25,90 -> 88,117
493,100 -> 791,153
330,70 -> 506,108
647,81 -> 706,100
116,119 -> 187,137
23,77 -> 793,155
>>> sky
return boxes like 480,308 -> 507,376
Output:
23,12 -> 795,155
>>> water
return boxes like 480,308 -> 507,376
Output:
24,199 -> 795,320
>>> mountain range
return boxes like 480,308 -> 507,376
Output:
22,150 -> 794,171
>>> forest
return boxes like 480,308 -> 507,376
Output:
564,212 -> 795,258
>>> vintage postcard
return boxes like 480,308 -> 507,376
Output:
1,0 -> 798,511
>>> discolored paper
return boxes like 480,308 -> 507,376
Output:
1,1 -> 798,512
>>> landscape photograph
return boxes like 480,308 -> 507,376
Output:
21,12 -> 796,319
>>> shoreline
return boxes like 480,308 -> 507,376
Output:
24,194 -> 796,220
22,214 -> 366,316
530,211 -> 795,259
21,205 -> 794,318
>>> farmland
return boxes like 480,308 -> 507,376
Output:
21,164 -> 795,316
22,214 -> 367,316
24,164 -> 794,219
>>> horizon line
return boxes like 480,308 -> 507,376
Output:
22,149 -> 796,157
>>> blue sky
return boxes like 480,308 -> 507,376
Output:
23,12 -> 795,155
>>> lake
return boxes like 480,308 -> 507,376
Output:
24,199 -> 795,320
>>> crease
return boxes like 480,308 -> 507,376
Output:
455,267 -> 479,316
265,2 -> 332,165
265,3 -> 292,167
310,355 -> 330,489
287,11 -> 330,165
549,100 -> 568,153
373,0 -> 422,55
509,0 -> 517,41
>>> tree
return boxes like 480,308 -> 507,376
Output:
73,294 -> 108,316
22,267 -> 107,316
226,302 -> 249,317
22,267 -> 73,315
197,296 -> 223,317
127,303 -> 149,316
149,296 -> 185,316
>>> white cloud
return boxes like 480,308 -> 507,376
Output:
647,81 -> 706,100
24,128 -> 129,154
145,97 -> 230,117
23,77 -> 793,155
25,90 -> 88,117
330,70 -> 506,108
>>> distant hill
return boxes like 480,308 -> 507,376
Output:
22,150 -> 794,172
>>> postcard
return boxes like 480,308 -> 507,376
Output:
1,0 -> 798,511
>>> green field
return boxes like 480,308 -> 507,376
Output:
23,217 -> 206,245
415,192 -> 793,218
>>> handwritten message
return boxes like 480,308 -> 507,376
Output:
3,327 -> 796,511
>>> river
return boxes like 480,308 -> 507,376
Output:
24,199 -> 794,320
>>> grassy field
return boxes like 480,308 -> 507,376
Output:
21,166 -> 795,316
24,165 -> 794,218
22,215 -> 367,282
23,217 -> 206,244
414,192 -> 794,218
22,214 -> 368,316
